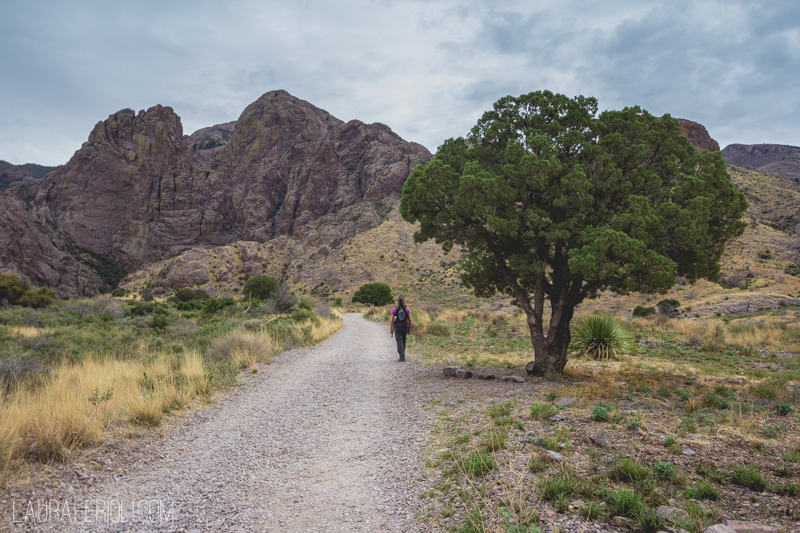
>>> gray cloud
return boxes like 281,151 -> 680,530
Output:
1,0 -> 798,165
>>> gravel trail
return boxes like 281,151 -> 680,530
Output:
39,313 -> 434,532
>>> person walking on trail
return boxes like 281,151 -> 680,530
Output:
390,297 -> 412,362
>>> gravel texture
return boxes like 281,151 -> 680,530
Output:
15,314 -> 435,532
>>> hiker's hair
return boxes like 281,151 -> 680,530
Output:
397,296 -> 405,309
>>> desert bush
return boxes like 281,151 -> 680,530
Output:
243,275 -> 278,302
174,288 -> 195,302
632,306 -> 656,317
351,283 -> 393,306
570,314 -> 634,360
202,298 -> 235,314
272,282 -> 297,313
0,359 -> 51,393
652,461 -> 676,480
591,404 -> 612,422
657,299 -> 680,316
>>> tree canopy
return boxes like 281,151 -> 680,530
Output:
243,275 -> 278,302
400,91 -> 747,374
352,283 -> 393,306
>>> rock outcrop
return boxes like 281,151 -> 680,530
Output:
0,160 -> 57,192
0,90 -> 431,296
0,194 -> 101,296
677,119 -> 720,152
722,143 -> 800,181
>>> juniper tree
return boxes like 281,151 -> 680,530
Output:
400,91 -> 747,374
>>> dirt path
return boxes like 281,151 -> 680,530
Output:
23,314 -> 434,532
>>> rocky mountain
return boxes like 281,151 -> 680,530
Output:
0,160 -> 58,191
0,90 -> 431,296
677,119 -> 720,152
722,143 -> 800,182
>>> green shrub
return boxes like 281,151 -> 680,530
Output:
763,423 -> 787,439
664,436 -> 676,446
462,450 -> 496,477
632,306 -> 656,317
678,388 -> 693,401
243,275 -> 278,302
592,404 -> 612,422
570,313 -> 634,360
774,402 -> 795,416
0,273 -> 30,304
351,283 -> 393,306
192,289 -> 210,301
657,299 -> 680,316
609,458 -> 650,483
17,288 -> 57,308
627,416 -> 642,430
151,314 -> 169,330
652,462 -> 676,480
731,464 -> 766,492
297,297 -> 313,311
333,297 -> 343,307
685,480 -> 721,500
141,293 -> 154,302
290,308 -> 320,325
174,288 -> 195,302
203,298 -> 235,314
111,288 -> 127,297
529,403 -> 558,419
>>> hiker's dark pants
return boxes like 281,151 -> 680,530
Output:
394,326 -> 408,360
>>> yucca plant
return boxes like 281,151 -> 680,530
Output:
570,314 -> 634,360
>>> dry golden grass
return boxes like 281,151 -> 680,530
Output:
7,326 -> 53,338
0,317 -> 342,474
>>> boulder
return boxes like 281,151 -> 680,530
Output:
455,369 -> 473,379
703,526 -> 737,533
553,396 -> 576,406
657,506 -> 690,524
501,375 -> 525,383
443,367 -> 459,377
725,521 -> 778,533
590,434 -> 611,448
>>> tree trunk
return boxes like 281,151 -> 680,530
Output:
524,290 -> 578,376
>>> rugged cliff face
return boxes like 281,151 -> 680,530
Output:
0,90 -> 431,296
722,143 -> 800,182
0,194 -> 102,296
677,119 -> 720,152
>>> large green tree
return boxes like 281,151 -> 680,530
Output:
400,91 -> 747,375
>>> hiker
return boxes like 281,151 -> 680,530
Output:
389,296 -> 412,362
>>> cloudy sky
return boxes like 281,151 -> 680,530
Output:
1,0 -> 798,166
